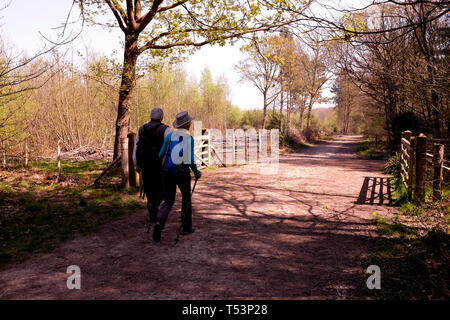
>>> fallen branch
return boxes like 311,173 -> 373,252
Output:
94,156 -> 121,186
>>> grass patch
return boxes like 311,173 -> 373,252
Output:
400,202 -> 424,216
0,161 -> 145,269
358,138 -> 387,160
391,177 -> 408,205
281,133 -> 312,152
30,159 -> 109,177
366,228 -> 449,299
366,182 -> 450,299
373,215 -> 415,237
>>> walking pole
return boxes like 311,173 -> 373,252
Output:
137,175 -> 153,233
140,184 -> 145,199
174,176 -> 199,245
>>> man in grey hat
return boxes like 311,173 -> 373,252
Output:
133,107 -> 171,228
152,111 -> 201,242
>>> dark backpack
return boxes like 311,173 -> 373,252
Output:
136,122 -> 168,170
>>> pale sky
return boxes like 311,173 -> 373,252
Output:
0,0 -> 264,110
0,0 -> 351,110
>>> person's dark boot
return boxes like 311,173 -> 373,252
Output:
153,222 -> 163,242
181,228 -> 195,235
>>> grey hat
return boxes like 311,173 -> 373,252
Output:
150,107 -> 164,121
173,111 -> 194,128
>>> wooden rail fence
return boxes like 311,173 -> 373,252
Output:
194,129 -> 278,169
400,130 -> 449,204
96,128 -> 278,186
2,128 -> 279,187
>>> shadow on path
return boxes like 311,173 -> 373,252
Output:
0,135 -> 393,300
356,177 -> 393,206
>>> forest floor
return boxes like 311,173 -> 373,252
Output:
1,135 -> 409,299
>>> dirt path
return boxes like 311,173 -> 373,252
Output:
0,135 -> 394,299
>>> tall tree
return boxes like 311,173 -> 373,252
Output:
334,1 -> 449,146
236,36 -> 280,129
75,0 -> 314,160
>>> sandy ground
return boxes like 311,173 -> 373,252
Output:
0,135 -> 394,299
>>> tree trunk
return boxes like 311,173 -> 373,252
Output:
344,102 -> 351,134
306,97 -> 313,130
427,64 -> 441,138
280,82 -> 284,131
286,91 -> 292,136
113,34 -> 139,160
299,105 -> 305,131
262,91 -> 268,129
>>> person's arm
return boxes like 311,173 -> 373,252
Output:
163,127 -> 171,139
159,133 -> 171,158
190,136 -> 201,178
133,130 -> 140,172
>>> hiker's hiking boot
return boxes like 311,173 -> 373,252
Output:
181,228 -> 195,236
153,222 -> 163,242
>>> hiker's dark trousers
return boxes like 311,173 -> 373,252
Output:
142,168 -> 163,223
156,170 -> 192,230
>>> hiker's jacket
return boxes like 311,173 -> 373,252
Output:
133,121 -> 170,171
159,130 -> 200,176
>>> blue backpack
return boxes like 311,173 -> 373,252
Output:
161,133 -> 191,174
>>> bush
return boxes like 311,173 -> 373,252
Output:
266,111 -> 284,130
383,153 -> 401,178
400,202 -> 424,216
358,138 -> 386,160
303,127 -> 320,141
389,111 -> 429,150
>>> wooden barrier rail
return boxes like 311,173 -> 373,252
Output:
400,130 -> 448,203
2,128 -> 279,188
194,128 -> 277,168
400,131 -> 415,200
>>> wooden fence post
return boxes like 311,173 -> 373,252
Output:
258,129 -> 268,164
201,128 -> 211,167
137,171 -> 142,187
408,136 -> 416,202
402,131 -> 412,145
245,134 -> 248,164
207,130 -> 211,167
433,143 -> 444,201
127,132 -> 136,187
231,130 -> 236,166
57,139 -> 62,177
246,129 -> 257,164
232,131 -> 237,165
402,131 -> 412,201
413,134 -> 427,204
121,137 -> 130,188
235,129 -> 245,165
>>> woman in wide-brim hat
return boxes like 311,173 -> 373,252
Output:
173,111 -> 195,129
153,111 -> 201,242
